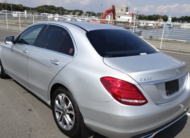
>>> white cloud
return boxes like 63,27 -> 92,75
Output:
2,0 -> 190,16
28,0 -> 131,11
135,4 -> 190,16
135,5 -> 155,13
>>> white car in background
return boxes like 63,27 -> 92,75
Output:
47,14 -> 54,19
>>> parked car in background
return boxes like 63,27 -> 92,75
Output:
40,13 -> 48,19
1,10 -> 11,13
47,14 -> 54,19
0,21 -> 189,138
54,15 -> 73,21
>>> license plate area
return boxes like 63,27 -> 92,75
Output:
165,79 -> 179,96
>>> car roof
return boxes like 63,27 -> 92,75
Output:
65,21 -> 125,31
34,21 -> 125,32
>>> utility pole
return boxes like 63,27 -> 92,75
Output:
43,4 -> 45,13
11,3 -> 12,12
133,8 -> 137,33
5,0 -> 7,10
30,0 -> 31,11
100,4 -> 103,16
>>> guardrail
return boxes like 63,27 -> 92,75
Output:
0,13 -> 190,53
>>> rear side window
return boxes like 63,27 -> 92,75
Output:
87,30 -> 157,57
37,25 -> 75,56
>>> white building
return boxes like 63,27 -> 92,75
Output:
12,11 -> 27,18
12,10 -> 39,18
115,6 -> 137,23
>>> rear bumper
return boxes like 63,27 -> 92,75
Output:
132,110 -> 188,138
77,79 -> 190,138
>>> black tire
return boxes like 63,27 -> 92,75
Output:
52,87 -> 81,137
0,61 -> 8,79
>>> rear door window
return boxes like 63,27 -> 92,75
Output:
37,25 -> 75,56
87,30 -> 157,57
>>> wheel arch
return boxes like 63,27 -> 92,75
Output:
50,82 -> 94,137
50,83 -> 68,107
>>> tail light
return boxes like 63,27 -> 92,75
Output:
100,77 -> 148,106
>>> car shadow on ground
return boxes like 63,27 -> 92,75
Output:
73,115 -> 188,138
13,79 -> 108,138
72,132 -> 107,138
12,79 -> 52,108
154,115 -> 188,138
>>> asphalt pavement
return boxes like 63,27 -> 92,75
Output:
0,28 -> 20,41
0,29 -> 190,138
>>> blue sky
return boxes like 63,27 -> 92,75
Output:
2,0 -> 190,16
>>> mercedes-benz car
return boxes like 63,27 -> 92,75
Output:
0,21 -> 189,138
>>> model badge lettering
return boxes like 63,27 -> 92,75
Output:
140,77 -> 152,82
176,69 -> 180,75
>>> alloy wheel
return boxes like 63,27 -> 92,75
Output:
54,94 -> 75,131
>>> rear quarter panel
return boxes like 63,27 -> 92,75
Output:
47,23 -> 139,102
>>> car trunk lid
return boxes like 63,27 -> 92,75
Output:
103,52 -> 188,104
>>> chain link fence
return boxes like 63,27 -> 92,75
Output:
140,24 -> 190,53
0,13 -> 55,31
0,13 -> 190,53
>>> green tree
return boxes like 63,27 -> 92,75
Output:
172,17 -> 178,22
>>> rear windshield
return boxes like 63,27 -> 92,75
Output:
87,29 -> 157,57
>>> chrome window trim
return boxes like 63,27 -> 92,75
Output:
32,46 -> 73,58
14,23 -> 78,57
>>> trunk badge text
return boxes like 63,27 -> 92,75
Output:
176,69 -> 180,75
140,77 -> 152,82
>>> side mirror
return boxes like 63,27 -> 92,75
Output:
4,36 -> 14,44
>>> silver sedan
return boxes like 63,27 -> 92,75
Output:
0,21 -> 189,138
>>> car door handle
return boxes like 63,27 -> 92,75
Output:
22,48 -> 28,53
50,59 -> 59,65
